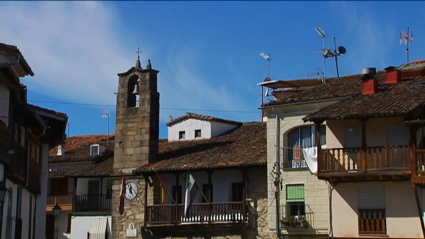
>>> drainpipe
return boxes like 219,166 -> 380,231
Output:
413,184 -> 425,237
273,109 -> 282,239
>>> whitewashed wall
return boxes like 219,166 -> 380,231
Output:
2,179 -> 18,239
168,119 -> 211,141
66,215 -> 112,239
0,82 -> 9,125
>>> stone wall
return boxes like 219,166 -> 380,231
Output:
112,62 -> 160,239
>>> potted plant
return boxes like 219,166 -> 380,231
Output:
280,217 -> 292,228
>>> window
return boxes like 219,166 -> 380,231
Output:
202,184 -> 213,203
195,129 -> 201,138
285,184 -> 307,228
358,184 -> 386,235
179,131 -> 185,140
90,144 -> 99,155
232,182 -> 244,202
172,185 -> 182,204
286,125 -> 326,168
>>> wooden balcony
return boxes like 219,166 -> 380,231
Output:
74,194 -> 111,213
0,120 -> 12,165
47,193 -> 74,211
318,145 -> 411,182
358,209 -> 387,236
410,149 -> 425,183
6,143 -> 27,184
145,202 -> 249,233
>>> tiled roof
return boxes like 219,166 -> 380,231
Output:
0,43 -> 34,76
50,122 -> 266,177
49,134 -> 114,163
398,60 -> 425,71
303,76 -> 425,122
166,112 -> 243,126
134,122 -> 266,173
262,71 -> 387,106
54,157 -> 114,177
27,104 -> 68,119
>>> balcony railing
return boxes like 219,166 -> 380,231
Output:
75,194 -> 111,212
358,209 -> 386,235
145,202 -> 248,225
28,158 -> 41,193
320,145 -> 411,173
47,193 -> 74,207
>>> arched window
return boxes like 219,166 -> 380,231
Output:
127,76 -> 139,108
286,125 -> 326,168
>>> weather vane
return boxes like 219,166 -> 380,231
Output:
135,47 -> 142,60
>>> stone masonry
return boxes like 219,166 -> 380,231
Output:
112,59 -> 160,239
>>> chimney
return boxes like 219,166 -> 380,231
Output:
385,66 -> 401,84
57,144 -> 65,156
361,67 -> 378,95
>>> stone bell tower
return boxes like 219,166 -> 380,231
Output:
111,53 -> 160,238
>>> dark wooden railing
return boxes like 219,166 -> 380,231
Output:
27,158 -> 41,193
47,193 -> 74,206
145,202 -> 248,225
320,145 -> 410,173
358,209 -> 386,235
11,144 -> 27,179
75,194 -> 111,212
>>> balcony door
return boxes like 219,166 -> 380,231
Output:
88,180 -> 100,211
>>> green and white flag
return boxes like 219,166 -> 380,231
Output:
184,171 -> 200,218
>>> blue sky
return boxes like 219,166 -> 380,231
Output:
1,1 -> 424,139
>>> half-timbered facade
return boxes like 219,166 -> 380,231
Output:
0,43 -> 68,239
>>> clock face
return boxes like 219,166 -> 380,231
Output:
125,182 -> 138,200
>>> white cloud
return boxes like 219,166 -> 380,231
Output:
331,2 -> 398,72
0,1 -> 144,107
0,1 -> 258,125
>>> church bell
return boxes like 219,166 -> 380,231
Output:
132,82 -> 139,94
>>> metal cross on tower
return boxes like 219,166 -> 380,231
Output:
135,47 -> 142,60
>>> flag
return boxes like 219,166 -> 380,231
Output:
119,174 -> 126,215
154,170 -> 168,204
184,171 -> 200,218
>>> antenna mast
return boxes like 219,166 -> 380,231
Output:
334,37 -> 340,78
400,27 -> 414,63
315,28 -> 326,81
260,53 -> 271,78
100,109 -> 111,147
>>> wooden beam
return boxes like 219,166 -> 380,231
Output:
316,122 -> 322,173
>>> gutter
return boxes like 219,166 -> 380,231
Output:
259,97 -> 350,110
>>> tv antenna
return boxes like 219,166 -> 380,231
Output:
315,28 -> 326,81
100,109 -> 111,147
314,37 -> 347,78
400,27 -> 414,63
260,53 -> 271,78
306,68 -> 324,80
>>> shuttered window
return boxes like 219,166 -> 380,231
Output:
359,184 -> 385,209
286,184 -> 305,202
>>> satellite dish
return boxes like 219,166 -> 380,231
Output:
338,46 -> 347,54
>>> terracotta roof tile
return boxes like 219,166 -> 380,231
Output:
166,112 -> 243,126
262,72 -> 387,106
27,104 -> 67,119
50,122 -> 266,177
135,122 -> 266,173
304,76 -> 425,122
49,134 -> 114,163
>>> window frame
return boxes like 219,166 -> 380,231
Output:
178,131 -> 185,140
195,129 -> 202,138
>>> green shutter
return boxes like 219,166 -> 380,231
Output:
286,185 -> 305,202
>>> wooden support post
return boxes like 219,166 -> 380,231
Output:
361,119 -> 367,172
207,170 -> 213,224
410,126 -> 418,176
143,174 -> 148,226
242,169 -> 247,222
174,172 -> 180,223
315,121 -> 323,173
